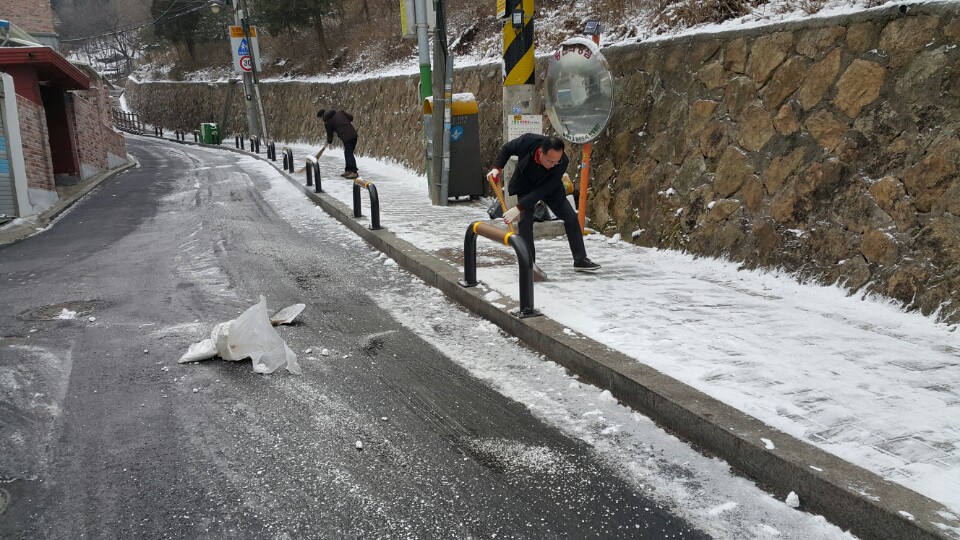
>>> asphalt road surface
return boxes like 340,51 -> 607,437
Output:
0,138 -> 709,539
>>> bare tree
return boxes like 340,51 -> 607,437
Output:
57,0 -> 153,75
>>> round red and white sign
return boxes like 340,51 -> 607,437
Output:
239,55 -> 252,72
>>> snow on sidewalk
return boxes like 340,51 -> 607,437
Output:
275,143 -> 960,514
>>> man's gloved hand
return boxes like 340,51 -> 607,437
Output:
503,206 -> 521,224
487,168 -> 501,183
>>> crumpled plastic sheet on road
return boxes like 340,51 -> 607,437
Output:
179,297 -> 304,375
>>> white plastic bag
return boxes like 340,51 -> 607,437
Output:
211,320 -> 239,360
226,297 -> 301,374
178,338 -> 217,363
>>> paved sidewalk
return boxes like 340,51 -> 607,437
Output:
143,134 -> 960,539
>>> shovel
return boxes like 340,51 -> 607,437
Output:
296,144 -> 327,173
486,173 -> 548,282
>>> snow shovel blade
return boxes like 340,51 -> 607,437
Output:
532,263 -> 548,282
296,145 -> 328,173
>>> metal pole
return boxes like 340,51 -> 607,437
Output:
440,52 -> 452,203
219,77 -> 238,136
414,0 -> 433,181
576,31 -> 600,233
232,0 -> 264,139
238,0 -> 269,141
430,6 -> 444,205
430,0 -> 452,206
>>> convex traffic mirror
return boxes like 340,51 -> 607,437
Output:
543,37 -> 614,144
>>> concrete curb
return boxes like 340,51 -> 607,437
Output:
0,160 -> 138,247
150,134 -> 958,540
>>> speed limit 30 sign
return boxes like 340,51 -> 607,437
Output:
229,26 -> 261,74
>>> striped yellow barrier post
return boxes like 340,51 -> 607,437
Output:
501,0 -> 538,148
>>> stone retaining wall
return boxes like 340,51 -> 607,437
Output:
126,1 -> 960,323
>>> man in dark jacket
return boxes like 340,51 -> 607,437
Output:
317,109 -> 359,179
489,134 -> 600,272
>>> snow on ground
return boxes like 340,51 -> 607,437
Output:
255,142 -> 960,519
239,153 -> 859,539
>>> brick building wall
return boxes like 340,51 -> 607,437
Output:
1,0 -> 55,36
70,84 -> 126,177
16,95 -> 55,191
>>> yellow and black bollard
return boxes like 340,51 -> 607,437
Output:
459,221 -> 540,318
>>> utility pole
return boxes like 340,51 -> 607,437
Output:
231,0 -> 268,141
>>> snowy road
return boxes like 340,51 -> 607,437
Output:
0,137 -> 855,538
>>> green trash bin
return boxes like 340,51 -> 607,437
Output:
200,123 -> 220,144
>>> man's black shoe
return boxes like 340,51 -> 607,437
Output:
573,258 -> 601,272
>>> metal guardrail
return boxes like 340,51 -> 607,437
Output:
111,109 -> 144,135
459,221 -> 540,318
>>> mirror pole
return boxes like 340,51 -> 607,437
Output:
576,32 -> 600,234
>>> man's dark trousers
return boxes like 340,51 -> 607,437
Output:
343,137 -> 358,172
516,184 -> 587,264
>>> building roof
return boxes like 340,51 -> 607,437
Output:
0,46 -> 89,89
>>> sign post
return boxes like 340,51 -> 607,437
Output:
226,3 -> 268,141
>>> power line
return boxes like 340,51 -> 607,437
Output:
60,0 -> 220,43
